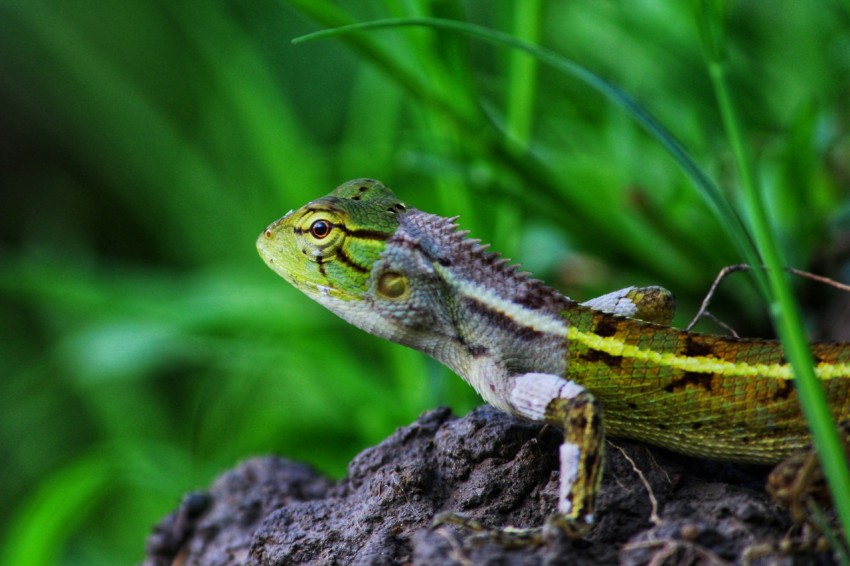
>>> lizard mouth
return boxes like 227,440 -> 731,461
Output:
256,226 -> 361,302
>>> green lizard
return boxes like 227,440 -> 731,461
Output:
257,178 -> 850,539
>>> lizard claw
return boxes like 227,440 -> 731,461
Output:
432,511 -> 558,548
432,510 -> 486,531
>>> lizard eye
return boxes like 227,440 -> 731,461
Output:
309,219 -> 333,239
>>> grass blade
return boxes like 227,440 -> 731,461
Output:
699,1 -> 850,545
293,17 -> 761,271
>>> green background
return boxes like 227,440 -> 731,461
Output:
2,1 -> 849,563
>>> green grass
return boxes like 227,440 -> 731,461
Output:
1,1 -> 849,563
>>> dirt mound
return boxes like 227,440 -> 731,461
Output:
143,406 -> 834,565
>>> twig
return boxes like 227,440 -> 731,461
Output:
609,441 -> 662,526
686,264 -> 850,332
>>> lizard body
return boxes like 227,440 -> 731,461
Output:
257,178 -> 850,536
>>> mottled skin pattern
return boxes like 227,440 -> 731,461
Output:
257,178 -> 850,539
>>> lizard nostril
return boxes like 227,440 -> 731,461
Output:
264,229 -> 273,239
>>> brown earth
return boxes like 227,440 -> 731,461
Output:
142,405 -> 838,565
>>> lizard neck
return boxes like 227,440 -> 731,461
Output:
383,209 -> 577,407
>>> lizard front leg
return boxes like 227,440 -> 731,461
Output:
435,372 -> 604,545
510,372 -> 605,538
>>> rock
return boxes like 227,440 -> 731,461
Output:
142,406 -> 837,565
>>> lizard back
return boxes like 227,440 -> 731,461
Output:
562,305 -> 850,463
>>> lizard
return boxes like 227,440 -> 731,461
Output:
256,178 -> 850,540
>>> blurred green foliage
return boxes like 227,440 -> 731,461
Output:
1,1 -> 849,563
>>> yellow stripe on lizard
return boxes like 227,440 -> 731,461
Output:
566,325 -> 850,381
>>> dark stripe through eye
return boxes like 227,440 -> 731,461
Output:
294,219 -> 391,241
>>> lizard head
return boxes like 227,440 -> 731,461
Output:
257,178 -> 406,303
258,178 -> 462,350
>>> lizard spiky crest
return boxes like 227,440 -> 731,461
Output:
394,209 -> 574,316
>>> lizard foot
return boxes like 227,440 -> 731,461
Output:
432,511 -> 544,547
743,528 -> 834,565
432,511 -> 588,548
767,421 -> 850,524
762,422 -> 850,562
